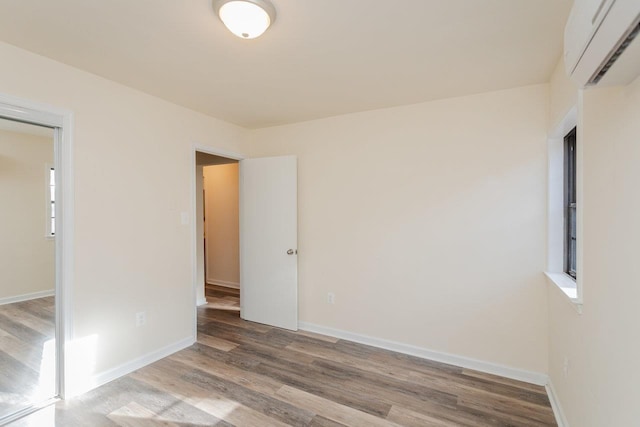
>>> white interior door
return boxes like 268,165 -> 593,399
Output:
240,155 -> 298,330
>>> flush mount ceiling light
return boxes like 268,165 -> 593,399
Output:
213,0 -> 276,39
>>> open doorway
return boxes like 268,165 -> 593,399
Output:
195,151 -> 240,316
192,148 -> 298,332
0,94 -> 71,425
0,117 -> 56,422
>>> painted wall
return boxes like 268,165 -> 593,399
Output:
0,129 -> 54,300
247,84 -> 550,374
548,59 -> 579,132
203,163 -> 240,288
0,42 -> 248,390
547,73 -> 640,426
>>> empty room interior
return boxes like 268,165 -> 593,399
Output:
0,0 -> 638,426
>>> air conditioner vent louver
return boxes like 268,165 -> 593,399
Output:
590,21 -> 640,84
565,0 -> 640,87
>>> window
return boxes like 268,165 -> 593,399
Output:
564,128 -> 577,279
545,109 -> 580,309
47,166 -> 55,237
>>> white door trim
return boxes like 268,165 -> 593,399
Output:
190,144 -> 245,339
0,93 -> 74,411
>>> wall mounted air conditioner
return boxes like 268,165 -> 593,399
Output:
565,0 -> 640,87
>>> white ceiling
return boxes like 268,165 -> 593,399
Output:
0,0 -> 572,128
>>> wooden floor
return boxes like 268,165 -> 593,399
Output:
0,297 -> 56,420
204,284 -> 240,312
13,298 -> 556,426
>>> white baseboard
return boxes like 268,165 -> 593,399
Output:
298,321 -> 549,386
67,335 -> 194,398
0,289 -> 54,306
196,297 -> 208,306
546,379 -> 569,427
206,279 -> 239,289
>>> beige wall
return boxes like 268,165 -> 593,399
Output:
203,163 -> 239,287
547,73 -> 640,425
548,59 -> 579,133
10,26 -> 638,424
0,42 -> 248,385
248,84 -> 550,374
0,129 -> 54,300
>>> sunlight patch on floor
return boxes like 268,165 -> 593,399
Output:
107,399 -> 237,427
14,404 -> 56,427
0,391 -> 29,406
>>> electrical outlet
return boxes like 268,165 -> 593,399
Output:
327,292 -> 335,304
136,311 -> 146,327
563,356 -> 570,377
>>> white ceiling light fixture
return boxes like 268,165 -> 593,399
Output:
213,0 -> 276,39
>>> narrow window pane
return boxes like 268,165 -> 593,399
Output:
48,167 -> 56,236
564,128 -> 577,279
568,206 -> 576,277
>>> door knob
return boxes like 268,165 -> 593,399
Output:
287,249 -> 296,255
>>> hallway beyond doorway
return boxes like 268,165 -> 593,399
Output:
203,284 -> 239,312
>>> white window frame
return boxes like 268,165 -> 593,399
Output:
46,163 -> 55,238
545,105 -> 583,313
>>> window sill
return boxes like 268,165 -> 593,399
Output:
544,272 -> 583,314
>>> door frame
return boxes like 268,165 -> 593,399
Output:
0,92 -> 74,421
190,144 -> 244,339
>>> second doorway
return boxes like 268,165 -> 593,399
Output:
196,151 -> 240,313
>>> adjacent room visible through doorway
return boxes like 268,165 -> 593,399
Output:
194,151 -> 240,316
0,117 -> 56,422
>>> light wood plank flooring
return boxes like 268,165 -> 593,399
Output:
12,302 -> 556,426
204,285 -> 240,312
0,297 -> 56,421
